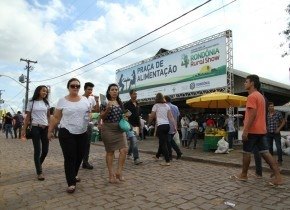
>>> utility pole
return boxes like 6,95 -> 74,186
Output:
20,58 -> 37,111
0,90 -> 4,108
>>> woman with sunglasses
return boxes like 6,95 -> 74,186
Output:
48,78 -> 90,193
100,83 -> 128,183
21,85 -> 50,181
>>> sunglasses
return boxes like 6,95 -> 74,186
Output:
70,84 -> 81,89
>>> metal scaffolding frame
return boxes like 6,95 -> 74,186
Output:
117,30 -> 234,105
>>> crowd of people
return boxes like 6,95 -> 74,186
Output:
1,111 -> 24,139
1,74 -> 286,193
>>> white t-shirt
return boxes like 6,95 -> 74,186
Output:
152,103 -> 170,126
188,120 -> 199,131
56,96 -> 90,134
26,100 -> 49,126
87,96 -> 97,111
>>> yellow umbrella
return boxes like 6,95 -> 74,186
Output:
186,92 -> 247,108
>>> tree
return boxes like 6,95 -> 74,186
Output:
281,4 -> 290,57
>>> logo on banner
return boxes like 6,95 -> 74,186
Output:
190,81 -> 210,90
190,82 -> 195,90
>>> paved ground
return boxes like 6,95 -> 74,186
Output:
1,133 -> 290,210
131,137 -> 290,175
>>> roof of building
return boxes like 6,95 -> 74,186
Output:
233,69 -> 290,90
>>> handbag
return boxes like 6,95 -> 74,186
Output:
119,117 -> 131,132
25,101 -> 34,139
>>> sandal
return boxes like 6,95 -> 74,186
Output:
66,185 -> 76,193
37,174 -> 45,181
109,175 -> 117,184
115,173 -> 125,182
229,175 -> 248,182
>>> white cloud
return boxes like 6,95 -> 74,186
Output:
0,0 -> 289,113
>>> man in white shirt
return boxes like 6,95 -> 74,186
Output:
82,82 -> 100,169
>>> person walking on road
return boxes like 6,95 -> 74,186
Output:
232,74 -> 283,186
48,78 -> 90,193
21,85 -> 50,181
149,93 -> 176,166
267,102 -> 286,165
124,89 -> 142,165
4,112 -> 14,139
82,82 -> 100,170
164,95 -> 182,160
13,111 -> 24,139
100,83 -> 128,183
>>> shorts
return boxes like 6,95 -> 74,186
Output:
243,133 -> 269,154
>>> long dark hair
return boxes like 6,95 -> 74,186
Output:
30,85 -> 49,106
106,83 -> 122,106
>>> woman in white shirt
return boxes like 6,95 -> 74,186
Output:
48,78 -> 90,193
148,93 -> 176,166
21,85 -> 50,181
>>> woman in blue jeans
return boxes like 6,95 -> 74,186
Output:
148,93 -> 176,166
22,85 -> 50,181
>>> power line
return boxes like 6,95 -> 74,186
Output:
25,0 -> 102,58
47,0 -> 238,86
32,0 -> 213,83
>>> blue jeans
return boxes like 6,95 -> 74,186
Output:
267,132 -> 283,162
187,130 -> 198,148
5,124 -> 13,138
83,125 -> 92,163
128,135 -> 140,160
31,126 -> 49,175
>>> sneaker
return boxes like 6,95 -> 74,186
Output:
82,163 -> 93,170
134,159 -> 143,165
37,174 -> 45,181
228,148 -> 234,152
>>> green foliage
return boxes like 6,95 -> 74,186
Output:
281,4 -> 290,57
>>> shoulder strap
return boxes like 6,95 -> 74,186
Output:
30,101 -> 34,124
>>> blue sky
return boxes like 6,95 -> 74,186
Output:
0,0 -> 289,113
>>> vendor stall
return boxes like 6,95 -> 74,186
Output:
203,128 -> 226,151
186,92 -> 247,152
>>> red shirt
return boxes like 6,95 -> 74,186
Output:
206,119 -> 215,127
